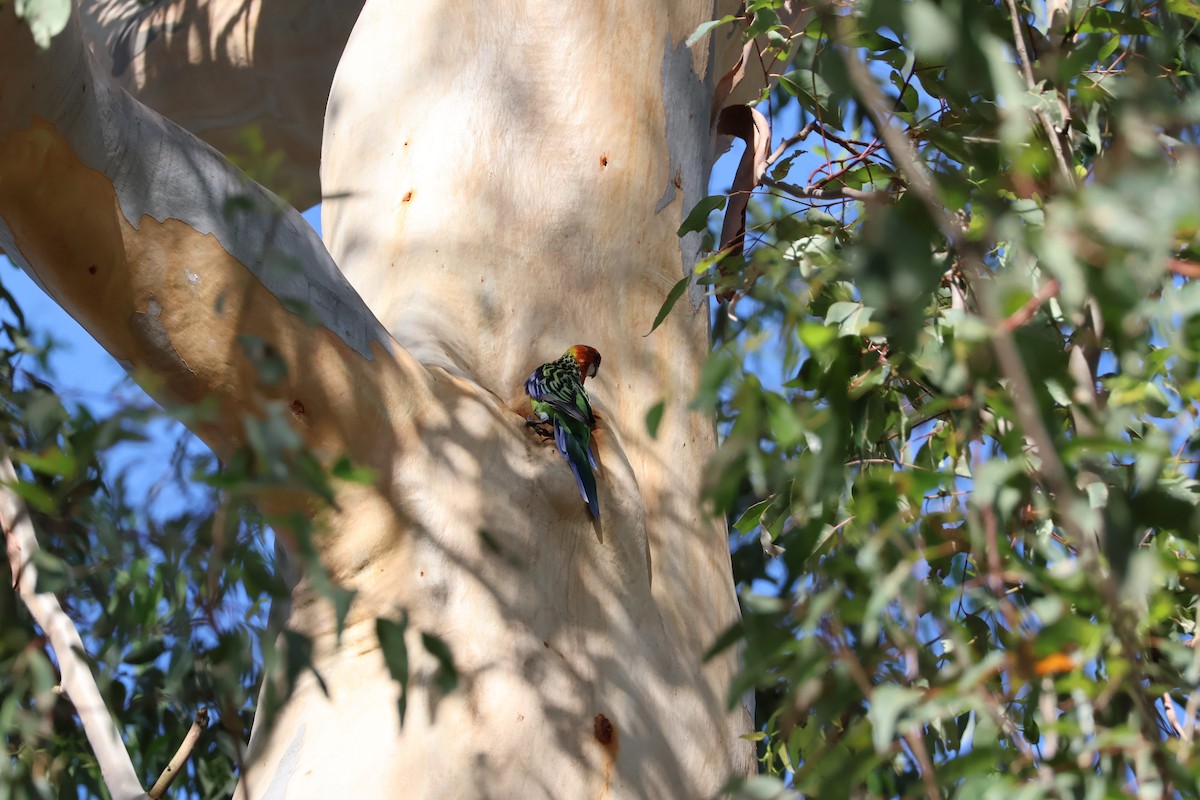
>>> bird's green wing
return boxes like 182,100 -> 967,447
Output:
525,365 -> 594,427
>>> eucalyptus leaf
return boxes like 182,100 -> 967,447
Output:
867,685 -> 922,754
14,0 -> 70,48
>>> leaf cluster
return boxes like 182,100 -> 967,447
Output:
682,0 -> 1200,796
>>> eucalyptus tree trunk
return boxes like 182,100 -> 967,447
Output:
0,1 -> 754,797
77,0 -> 365,208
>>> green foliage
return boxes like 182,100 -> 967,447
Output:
649,276 -> 690,334
680,195 -> 731,237
13,0 -> 69,49
0,348 -> 304,797
0,145 -> 457,798
0,297 -> 448,796
694,0 -> 1200,796
0,300 -> 464,796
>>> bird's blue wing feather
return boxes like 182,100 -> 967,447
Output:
553,418 -> 599,518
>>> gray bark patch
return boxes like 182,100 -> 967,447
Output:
656,34 -> 715,311
129,292 -> 197,386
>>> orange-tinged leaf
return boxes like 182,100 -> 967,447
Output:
1034,652 -> 1076,675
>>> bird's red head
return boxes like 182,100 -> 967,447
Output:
566,345 -> 602,381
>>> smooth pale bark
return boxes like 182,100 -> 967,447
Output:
0,6 -> 416,459
77,0 -> 366,208
0,1 -> 755,798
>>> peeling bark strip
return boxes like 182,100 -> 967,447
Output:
701,0 -> 811,301
713,103 -> 771,300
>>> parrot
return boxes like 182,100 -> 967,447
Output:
525,345 -> 603,518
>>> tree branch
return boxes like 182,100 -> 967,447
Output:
1185,688 -> 1199,747
149,708 -> 209,799
1165,693 -> 1187,740
903,729 -> 942,800
1168,257 -> 1200,279
1001,278 -> 1060,331
764,121 -> 871,168
761,176 -> 888,203
1002,0 -> 1075,187
0,447 -> 147,800
0,3 -> 429,464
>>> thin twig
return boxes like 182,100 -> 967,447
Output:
812,124 -> 873,154
1039,678 -> 1060,760
1001,279 -> 1060,331
844,457 -> 935,472
761,176 -> 888,203
829,619 -> 876,698
806,139 -> 888,187
903,729 -> 943,800
1168,257 -> 1200,279
766,122 -> 817,166
1003,0 -> 1075,187
1164,693 -> 1186,739
825,515 -> 856,538
149,708 -> 209,799
980,506 -> 1007,602
1184,688 -> 1198,745
764,121 -> 873,169
983,689 -> 1037,763
0,447 -> 147,800
1087,49 -> 1129,85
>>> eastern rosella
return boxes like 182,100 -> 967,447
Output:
525,345 -> 602,518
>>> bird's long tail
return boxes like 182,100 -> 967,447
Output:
554,420 -> 600,519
